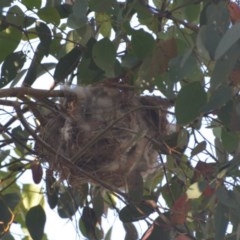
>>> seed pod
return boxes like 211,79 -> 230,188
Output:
30,160 -> 43,184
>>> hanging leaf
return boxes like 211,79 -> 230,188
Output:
6,5 -> 24,26
0,197 -> 14,237
96,13 -> 112,38
79,206 -> 98,240
210,41 -> 240,90
46,170 -> 58,209
89,0 -> 114,12
23,16 -> 37,28
53,45 -> 82,83
30,160 -> 43,184
119,201 -> 155,223
0,51 -> 26,88
198,2 -> 230,59
169,51 -> 202,83
214,202 -> 229,240
0,26 -> 21,64
3,193 -> 20,211
92,188 -> 104,218
0,150 -> 10,163
191,141 -> 206,157
22,43 -> 44,87
11,126 -> 29,155
67,0 -> 88,28
204,84 -> 232,112
21,0 -> 41,9
38,7 -> 61,25
26,205 -> 46,240
215,23 -> 240,60
175,82 -> 207,124
131,29 -> 155,60
221,127 -> 239,153
57,188 -> 80,218
92,38 -> 116,77
22,22 -> 52,86
22,184 -> 43,210
104,227 -> 113,240
55,4 -> 73,19
35,21 -> 52,56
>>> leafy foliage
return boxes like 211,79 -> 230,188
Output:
1,0 -> 240,239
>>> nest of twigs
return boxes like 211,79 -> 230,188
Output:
37,85 -> 170,189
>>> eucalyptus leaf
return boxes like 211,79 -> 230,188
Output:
26,205 -> 46,240
175,82 -> 207,124
215,23 -> 240,60
92,38 -> 116,77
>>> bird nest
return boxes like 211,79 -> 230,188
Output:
37,85 -> 170,190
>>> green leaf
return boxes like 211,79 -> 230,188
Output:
22,0 -> 41,9
35,21 -> 52,56
23,16 -> 37,28
22,46 -> 43,87
131,29 -> 155,60
46,172 -> 58,209
216,187 -> 239,209
3,193 -> 20,211
57,188 -> 80,218
92,38 -> 116,77
92,188 -> 104,218
26,205 -> 46,240
175,82 -> 207,124
119,202 -> 155,223
6,5 -> 24,26
22,184 -> 43,209
184,2 -> 201,22
191,141 -> 206,157
1,232 -> 15,240
89,0 -> 114,12
221,127 -> 239,153
215,23 -> 240,60
204,85 -> 232,112
55,4 -> 73,19
67,0 -> 88,29
168,51 -> 201,83
104,227 -> 112,240
53,45 -> 82,83
0,197 -> 14,237
79,207 -> 98,239
38,7 -> 61,25
210,41 -> 240,90
197,2 -> 230,59
0,51 -> 26,88
214,202 -> 228,240
0,26 -> 21,64
11,126 -> 29,155
96,13 -> 112,38
0,0 -> 12,8
0,150 -> 10,162
214,137 -> 228,163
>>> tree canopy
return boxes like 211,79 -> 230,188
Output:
1,0 -> 240,239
